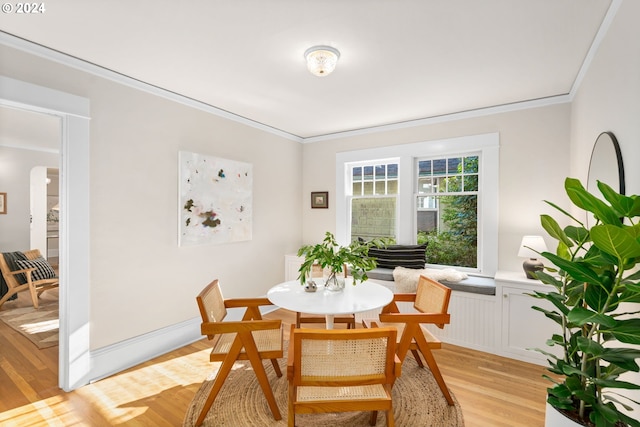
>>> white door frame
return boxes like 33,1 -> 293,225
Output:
0,75 -> 91,391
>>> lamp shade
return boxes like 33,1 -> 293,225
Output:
518,235 -> 548,259
518,235 -> 548,279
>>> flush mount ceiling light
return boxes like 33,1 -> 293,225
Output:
304,45 -> 340,77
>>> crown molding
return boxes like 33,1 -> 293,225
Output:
2,0 -> 621,146
0,32 -> 303,143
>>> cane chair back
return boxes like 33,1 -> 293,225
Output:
194,279 -> 284,426
287,326 -> 400,427
362,275 -> 454,405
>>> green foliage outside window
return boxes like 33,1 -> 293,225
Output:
418,156 -> 478,268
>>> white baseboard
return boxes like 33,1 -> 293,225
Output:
89,316 -> 202,384
88,305 -> 280,384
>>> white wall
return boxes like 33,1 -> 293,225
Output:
0,146 -> 59,251
0,44 -> 303,350
569,0 -> 640,417
571,0 -> 640,195
301,103 -> 572,273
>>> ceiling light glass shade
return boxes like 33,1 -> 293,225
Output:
304,45 -> 340,77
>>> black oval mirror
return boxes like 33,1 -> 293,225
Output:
586,131 -> 625,226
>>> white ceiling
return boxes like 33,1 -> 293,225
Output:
0,0 -> 614,141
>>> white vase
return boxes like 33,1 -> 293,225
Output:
545,403 -> 586,427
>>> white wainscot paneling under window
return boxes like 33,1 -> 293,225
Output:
426,292 -> 500,353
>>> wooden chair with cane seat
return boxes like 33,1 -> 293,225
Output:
287,325 -> 401,427
0,249 -> 59,309
195,279 -> 284,426
362,275 -> 455,406
295,263 -> 356,329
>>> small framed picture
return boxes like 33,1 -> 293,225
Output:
311,191 -> 328,209
0,193 -> 6,214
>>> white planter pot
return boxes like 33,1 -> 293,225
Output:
545,403 -> 585,427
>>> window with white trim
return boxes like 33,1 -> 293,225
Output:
348,161 -> 399,242
416,155 -> 479,269
336,133 -> 499,277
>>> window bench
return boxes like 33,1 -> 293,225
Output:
284,256 -> 554,366
366,267 -> 496,296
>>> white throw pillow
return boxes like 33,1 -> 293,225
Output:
392,266 -> 468,293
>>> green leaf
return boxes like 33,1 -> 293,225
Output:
532,305 -> 564,325
610,319 -> 640,344
591,401 -> 620,426
541,214 -> 574,248
547,394 -> 574,410
548,383 -> 572,398
598,180 -> 635,217
628,195 -> 640,217
592,378 -> 640,390
585,282 -> 611,312
620,282 -> 640,304
567,306 -> 616,328
532,292 -> 569,316
600,348 -> 640,371
564,178 -> 589,210
543,198 -> 586,227
542,251 -> 603,285
560,362 -> 588,377
618,412 -> 640,427
532,271 -> 563,289
576,336 -> 603,356
566,178 -> 622,225
565,225 -> 590,244
591,224 -> 640,260
623,269 -> 640,282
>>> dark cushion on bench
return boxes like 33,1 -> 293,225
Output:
369,244 -> 427,269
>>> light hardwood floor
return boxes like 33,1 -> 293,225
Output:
0,293 -> 550,426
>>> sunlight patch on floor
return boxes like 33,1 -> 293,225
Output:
71,349 -> 213,425
0,395 -> 68,426
20,319 -> 59,334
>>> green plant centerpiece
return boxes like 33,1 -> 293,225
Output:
297,232 -> 382,291
530,178 -> 640,427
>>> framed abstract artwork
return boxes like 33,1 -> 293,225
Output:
311,191 -> 328,209
0,192 -> 6,214
179,151 -> 252,246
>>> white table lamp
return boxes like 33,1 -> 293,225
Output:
518,235 -> 548,279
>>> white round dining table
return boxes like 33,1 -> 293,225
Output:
266,278 -> 393,329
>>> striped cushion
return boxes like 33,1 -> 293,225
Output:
15,256 -> 57,281
369,244 -> 427,269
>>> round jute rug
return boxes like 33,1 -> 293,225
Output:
183,347 -> 465,427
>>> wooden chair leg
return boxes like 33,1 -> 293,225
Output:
387,408 -> 394,427
288,384 -> 295,427
28,283 -> 39,309
415,333 -> 454,405
195,354 -> 238,426
271,358 -> 282,377
411,348 -> 424,367
369,410 -> 378,425
241,332 -> 282,420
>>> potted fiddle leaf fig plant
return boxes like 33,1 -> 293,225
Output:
297,231 -> 383,291
529,177 -> 640,427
